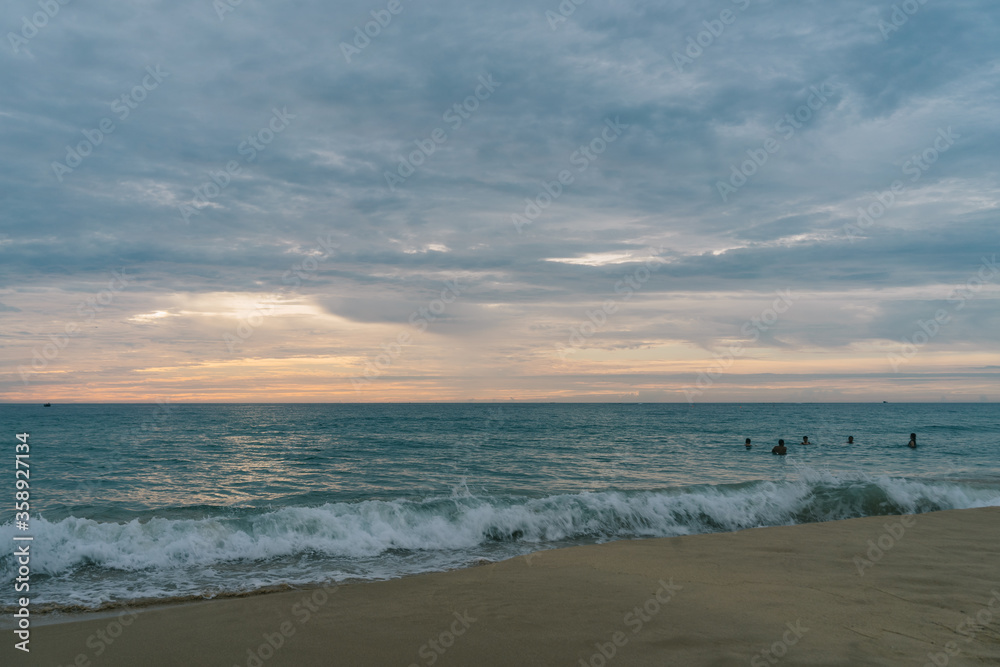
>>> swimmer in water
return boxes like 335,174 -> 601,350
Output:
745,438 -> 752,450
772,439 -> 787,455
908,433 -> 917,448
847,436 -> 854,444
800,436 -> 810,445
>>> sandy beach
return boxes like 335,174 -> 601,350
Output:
7,507 -> 999,666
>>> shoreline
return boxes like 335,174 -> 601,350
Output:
5,507 -> 999,665
7,498 -> 989,622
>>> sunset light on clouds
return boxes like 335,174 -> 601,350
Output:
2,0 -> 999,403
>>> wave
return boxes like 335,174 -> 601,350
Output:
2,471 -> 998,610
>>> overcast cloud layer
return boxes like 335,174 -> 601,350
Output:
2,0 -> 999,402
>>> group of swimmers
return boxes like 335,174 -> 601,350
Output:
742,433 -> 918,455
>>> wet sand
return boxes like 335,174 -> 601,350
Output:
7,507 -> 1000,666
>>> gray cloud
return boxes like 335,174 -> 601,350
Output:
1,0 -> 998,399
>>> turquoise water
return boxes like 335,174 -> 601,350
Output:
1,403 -> 998,611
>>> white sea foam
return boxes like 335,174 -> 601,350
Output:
2,472 -> 997,609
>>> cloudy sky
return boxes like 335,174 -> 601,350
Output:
1,0 -> 999,402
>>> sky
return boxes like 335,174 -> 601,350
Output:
1,0 -> 999,402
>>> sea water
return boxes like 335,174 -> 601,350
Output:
0,402 -> 997,612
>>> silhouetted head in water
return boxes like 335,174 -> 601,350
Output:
745,438 -> 752,449
908,433 -> 917,448
848,436 -> 854,444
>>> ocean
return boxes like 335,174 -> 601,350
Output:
1,402 -> 998,613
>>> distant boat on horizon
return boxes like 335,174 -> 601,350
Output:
43,402 -> 51,407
